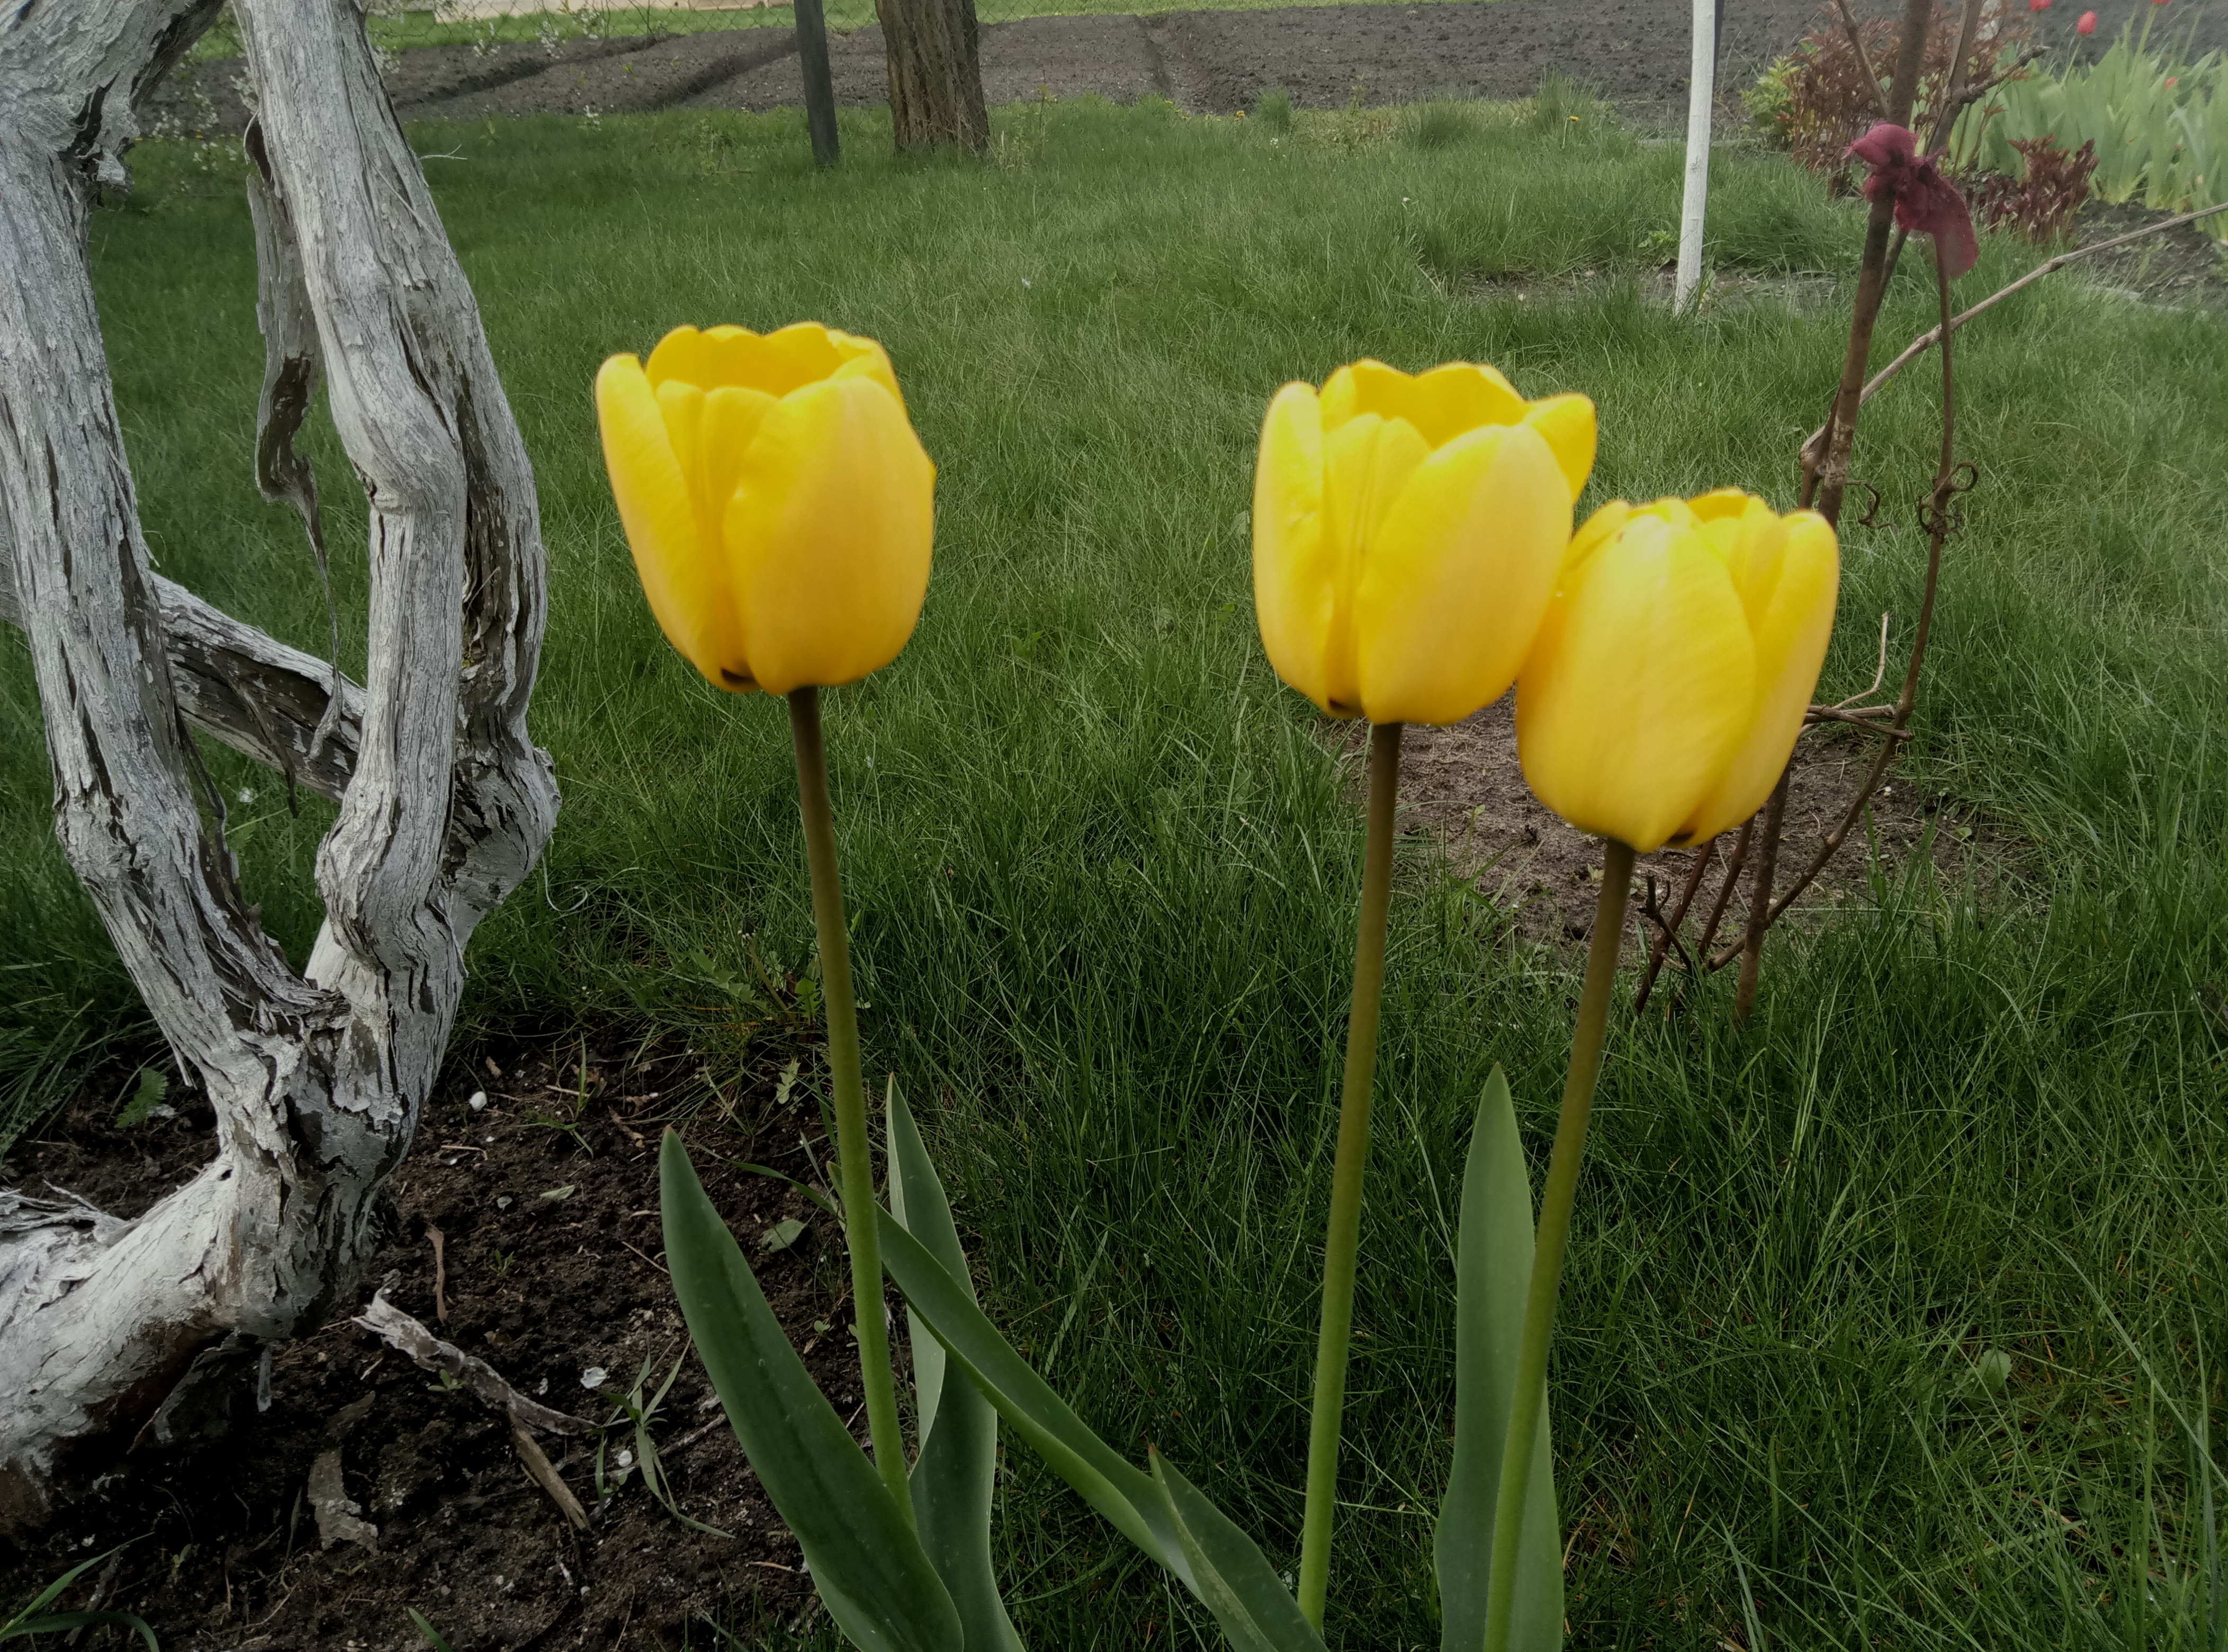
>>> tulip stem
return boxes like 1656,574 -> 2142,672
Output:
788,686 -> 912,1525
1479,838 -> 1635,1652
1297,720 -> 1402,1630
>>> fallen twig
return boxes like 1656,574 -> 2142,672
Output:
509,1416 -> 590,1530
1805,705 -> 1915,736
427,1223 -> 448,1326
352,1290 -> 596,1435
308,1448 -> 378,1552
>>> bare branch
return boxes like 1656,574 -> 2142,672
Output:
1820,200 -> 2228,443
1831,0 -> 1892,117
4,554 -> 361,801
1825,610 -> 1892,710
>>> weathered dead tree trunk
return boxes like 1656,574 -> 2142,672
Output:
878,0 -> 989,152
0,0 -> 555,1528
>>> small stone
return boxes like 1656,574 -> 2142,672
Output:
468,1091 -> 488,1111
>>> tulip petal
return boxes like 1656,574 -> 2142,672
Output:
746,322 -> 848,398
596,355 -> 752,690
725,376 -> 936,694
1650,498 -> 1702,532
697,325 -> 760,389
1353,423 -> 1568,726
1562,499 -> 1630,576
700,385 -> 781,528
1686,487 -> 1751,523
1715,497 -> 1790,630
670,322 -> 851,400
645,325 -> 709,390
1322,411 -> 1431,716
829,333 -> 909,412
1519,394 -> 1597,506
1331,359 -> 1534,448
1252,382 -> 1341,715
1316,364 -> 1365,432
1517,517 -> 1755,852
1677,511 -> 1840,844
1403,363 -> 1531,446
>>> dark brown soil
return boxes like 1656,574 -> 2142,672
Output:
2070,198 -> 2228,312
0,1029 -> 878,1650
1333,694 -> 2011,953
139,0 -> 2228,142
137,0 -> 1881,137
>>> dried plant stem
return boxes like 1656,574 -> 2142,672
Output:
1934,0 -> 1987,144
1693,815 -> 1755,967
1733,770 -> 1792,1022
1634,836 -> 1717,1013
1804,0 -> 1934,522
1831,0 -> 1891,115
1712,246 -> 1962,966
1715,0 -> 1936,1011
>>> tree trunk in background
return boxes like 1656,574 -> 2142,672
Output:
0,0 -> 555,1529
879,0 -> 990,152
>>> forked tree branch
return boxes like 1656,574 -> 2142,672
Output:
0,0 -> 553,1527
2,558 -> 364,802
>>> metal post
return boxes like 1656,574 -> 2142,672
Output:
1675,0 -> 1718,312
794,0 -> 841,167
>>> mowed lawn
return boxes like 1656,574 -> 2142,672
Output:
6,97 -> 2227,1647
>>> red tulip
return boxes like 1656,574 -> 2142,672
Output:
2076,8 -> 2097,30
2029,0 -> 2050,11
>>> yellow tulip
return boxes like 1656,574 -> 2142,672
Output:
1252,358 -> 1596,726
1516,489 -> 1840,854
594,322 -> 936,695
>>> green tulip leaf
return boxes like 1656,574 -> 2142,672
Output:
886,1082 -> 1027,1652
1148,1449 -> 1328,1652
1435,1067 -> 1562,1652
874,1209 -> 1198,1593
660,1131 -> 963,1652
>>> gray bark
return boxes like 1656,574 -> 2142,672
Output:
0,0 -> 554,1528
879,0 -> 989,152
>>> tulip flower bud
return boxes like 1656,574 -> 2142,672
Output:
595,323 -> 936,695
1252,359 -> 1595,726
1516,490 -> 1839,854
2076,8 -> 2097,30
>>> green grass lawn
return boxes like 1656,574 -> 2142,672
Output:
7,97 -> 2228,1647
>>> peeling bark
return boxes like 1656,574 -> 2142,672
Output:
0,0 -> 554,1528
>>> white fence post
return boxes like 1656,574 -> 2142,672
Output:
1676,0 -> 1719,313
